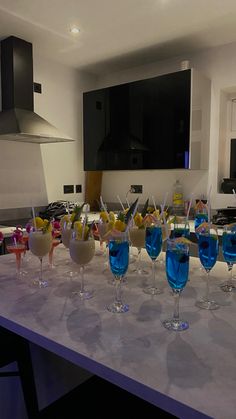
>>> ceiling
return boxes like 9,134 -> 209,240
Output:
1,0 -> 236,75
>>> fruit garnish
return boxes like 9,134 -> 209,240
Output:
114,220 -> 126,232
34,216 -> 45,229
100,211 -> 109,222
71,203 -> 85,228
134,213 -> 143,228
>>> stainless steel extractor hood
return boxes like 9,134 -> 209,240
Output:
0,36 -> 73,143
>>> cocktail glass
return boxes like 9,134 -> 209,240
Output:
172,218 -> 190,239
143,222 -> 163,295
7,243 -> 26,279
163,239 -> 189,331
129,226 -> 148,275
196,231 -> 219,309
48,238 -> 61,269
107,231 -> 129,313
28,230 -> 52,287
221,225 -> 236,292
69,233 -> 95,299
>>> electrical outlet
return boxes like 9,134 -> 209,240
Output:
63,184 -> 74,194
131,185 -> 143,193
76,184 -> 82,193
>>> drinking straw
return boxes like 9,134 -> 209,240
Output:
152,195 -> 157,212
31,205 -> 36,230
117,195 -> 125,211
160,203 -> 169,240
126,197 -> 130,208
66,201 -> 70,215
207,186 -> 212,228
126,198 -> 139,232
82,205 -> 89,240
186,194 -> 193,221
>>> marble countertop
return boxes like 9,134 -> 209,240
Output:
0,243 -> 235,418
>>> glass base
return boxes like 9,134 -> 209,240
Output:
72,289 -> 94,300
162,318 -> 189,331
143,286 -> 162,295
66,270 -> 78,279
107,301 -> 129,313
33,279 -> 48,288
195,298 -> 219,310
220,282 -> 236,292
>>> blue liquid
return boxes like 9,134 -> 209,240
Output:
222,232 -> 236,264
166,246 -> 189,290
194,213 -> 208,231
109,240 -> 129,277
145,226 -> 162,260
198,234 -> 218,271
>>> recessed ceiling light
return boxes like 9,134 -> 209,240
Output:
70,26 -> 80,35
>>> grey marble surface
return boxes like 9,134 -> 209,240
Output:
0,243 -> 235,418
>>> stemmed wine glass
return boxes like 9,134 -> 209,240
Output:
143,220 -> 163,295
221,225 -> 236,292
107,231 -> 129,313
163,239 -> 190,331
28,229 -> 52,287
196,230 -> 219,309
7,241 -> 26,279
69,231 -> 95,299
129,226 -> 148,275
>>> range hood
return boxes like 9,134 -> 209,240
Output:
0,36 -> 73,143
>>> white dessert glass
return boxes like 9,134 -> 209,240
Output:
69,232 -> 95,299
28,230 -> 52,287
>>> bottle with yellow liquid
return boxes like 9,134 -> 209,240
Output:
172,179 -> 184,215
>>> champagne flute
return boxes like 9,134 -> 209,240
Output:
69,231 -> 95,299
221,225 -> 236,292
196,231 -> 219,309
28,230 -> 52,288
143,221 -> 163,295
107,231 -> 129,313
163,239 -> 189,331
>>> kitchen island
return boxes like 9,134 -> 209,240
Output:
0,242 -> 235,418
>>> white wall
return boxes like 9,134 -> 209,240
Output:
0,52 -> 97,209
95,41 -> 236,209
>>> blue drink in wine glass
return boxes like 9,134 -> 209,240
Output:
109,240 -> 129,277
166,246 -> 189,290
196,233 -> 219,309
107,237 -> 129,313
144,225 -> 163,295
221,229 -> 236,292
194,213 -> 208,232
163,240 -> 189,331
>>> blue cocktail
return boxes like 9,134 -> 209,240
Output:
196,232 -> 219,309
107,234 -> 129,313
144,225 -> 162,295
163,240 -> 189,331
221,228 -> 236,292
194,213 -> 208,232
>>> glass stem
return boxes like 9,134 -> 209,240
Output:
39,257 -> 43,286
80,266 -> 85,293
205,270 -> 210,301
227,263 -> 233,285
137,248 -> 141,272
115,277 -> 122,303
152,260 -> 156,289
16,253 -> 21,277
173,290 -> 181,321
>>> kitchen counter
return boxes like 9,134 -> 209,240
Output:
0,243 -> 235,418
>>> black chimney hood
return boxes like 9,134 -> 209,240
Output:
0,36 -> 73,143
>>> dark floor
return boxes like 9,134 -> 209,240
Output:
40,375 -> 177,419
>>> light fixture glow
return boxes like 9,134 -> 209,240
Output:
70,26 -> 80,35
